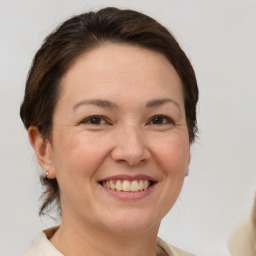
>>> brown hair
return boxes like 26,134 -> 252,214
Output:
20,7 -> 198,216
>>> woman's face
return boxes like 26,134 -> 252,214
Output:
47,44 -> 190,233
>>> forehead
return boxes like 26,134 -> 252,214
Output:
58,43 -> 184,108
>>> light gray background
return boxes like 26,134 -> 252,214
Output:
1,1 -> 255,256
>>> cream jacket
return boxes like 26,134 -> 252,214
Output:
22,226 -> 196,256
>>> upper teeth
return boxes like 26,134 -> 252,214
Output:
102,180 -> 150,192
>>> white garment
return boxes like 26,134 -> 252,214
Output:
22,226 -> 196,256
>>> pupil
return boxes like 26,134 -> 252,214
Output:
153,117 -> 163,124
91,117 -> 100,124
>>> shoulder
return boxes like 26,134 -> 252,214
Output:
157,237 -> 197,256
21,227 -> 62,256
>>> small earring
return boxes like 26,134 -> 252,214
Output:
186,169 -> 189,176
45,170 -> 49,177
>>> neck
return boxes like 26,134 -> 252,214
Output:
50,214 -> 160,256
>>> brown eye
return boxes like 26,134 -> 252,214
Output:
149,115 -> 173,125
82,116 -> 108,125
89,117 -> 102,124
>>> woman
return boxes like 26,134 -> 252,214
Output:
20,7 -> 198,256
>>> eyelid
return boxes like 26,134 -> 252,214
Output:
81,115 -> 111,125
148,115 -> 175,125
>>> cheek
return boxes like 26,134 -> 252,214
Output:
152,136 -> 189,219
52,130 -> 110,179
152,134 -> 190,176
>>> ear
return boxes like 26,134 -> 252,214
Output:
28,126 -> 56,179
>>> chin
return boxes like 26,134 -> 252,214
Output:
98,209 -> 162,235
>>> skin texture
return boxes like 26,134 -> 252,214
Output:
29,44 -> 191,256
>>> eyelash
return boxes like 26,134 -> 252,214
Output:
80,115 -> 174,126
81,115 -> 110,125
147,115 -> 174,126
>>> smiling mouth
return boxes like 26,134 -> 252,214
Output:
100,180 -> 154,192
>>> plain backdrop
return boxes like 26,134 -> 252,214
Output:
1,1 -> 255,256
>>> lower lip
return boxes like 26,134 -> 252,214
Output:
100,183 -> 156,200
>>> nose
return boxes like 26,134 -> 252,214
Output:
111,125 -> 151,166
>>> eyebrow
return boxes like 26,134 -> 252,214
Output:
73,98 -> 181,111
146,98 -> 181,111
73,99 -> 118,110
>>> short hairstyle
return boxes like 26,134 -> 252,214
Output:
20,7 -> 198,216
